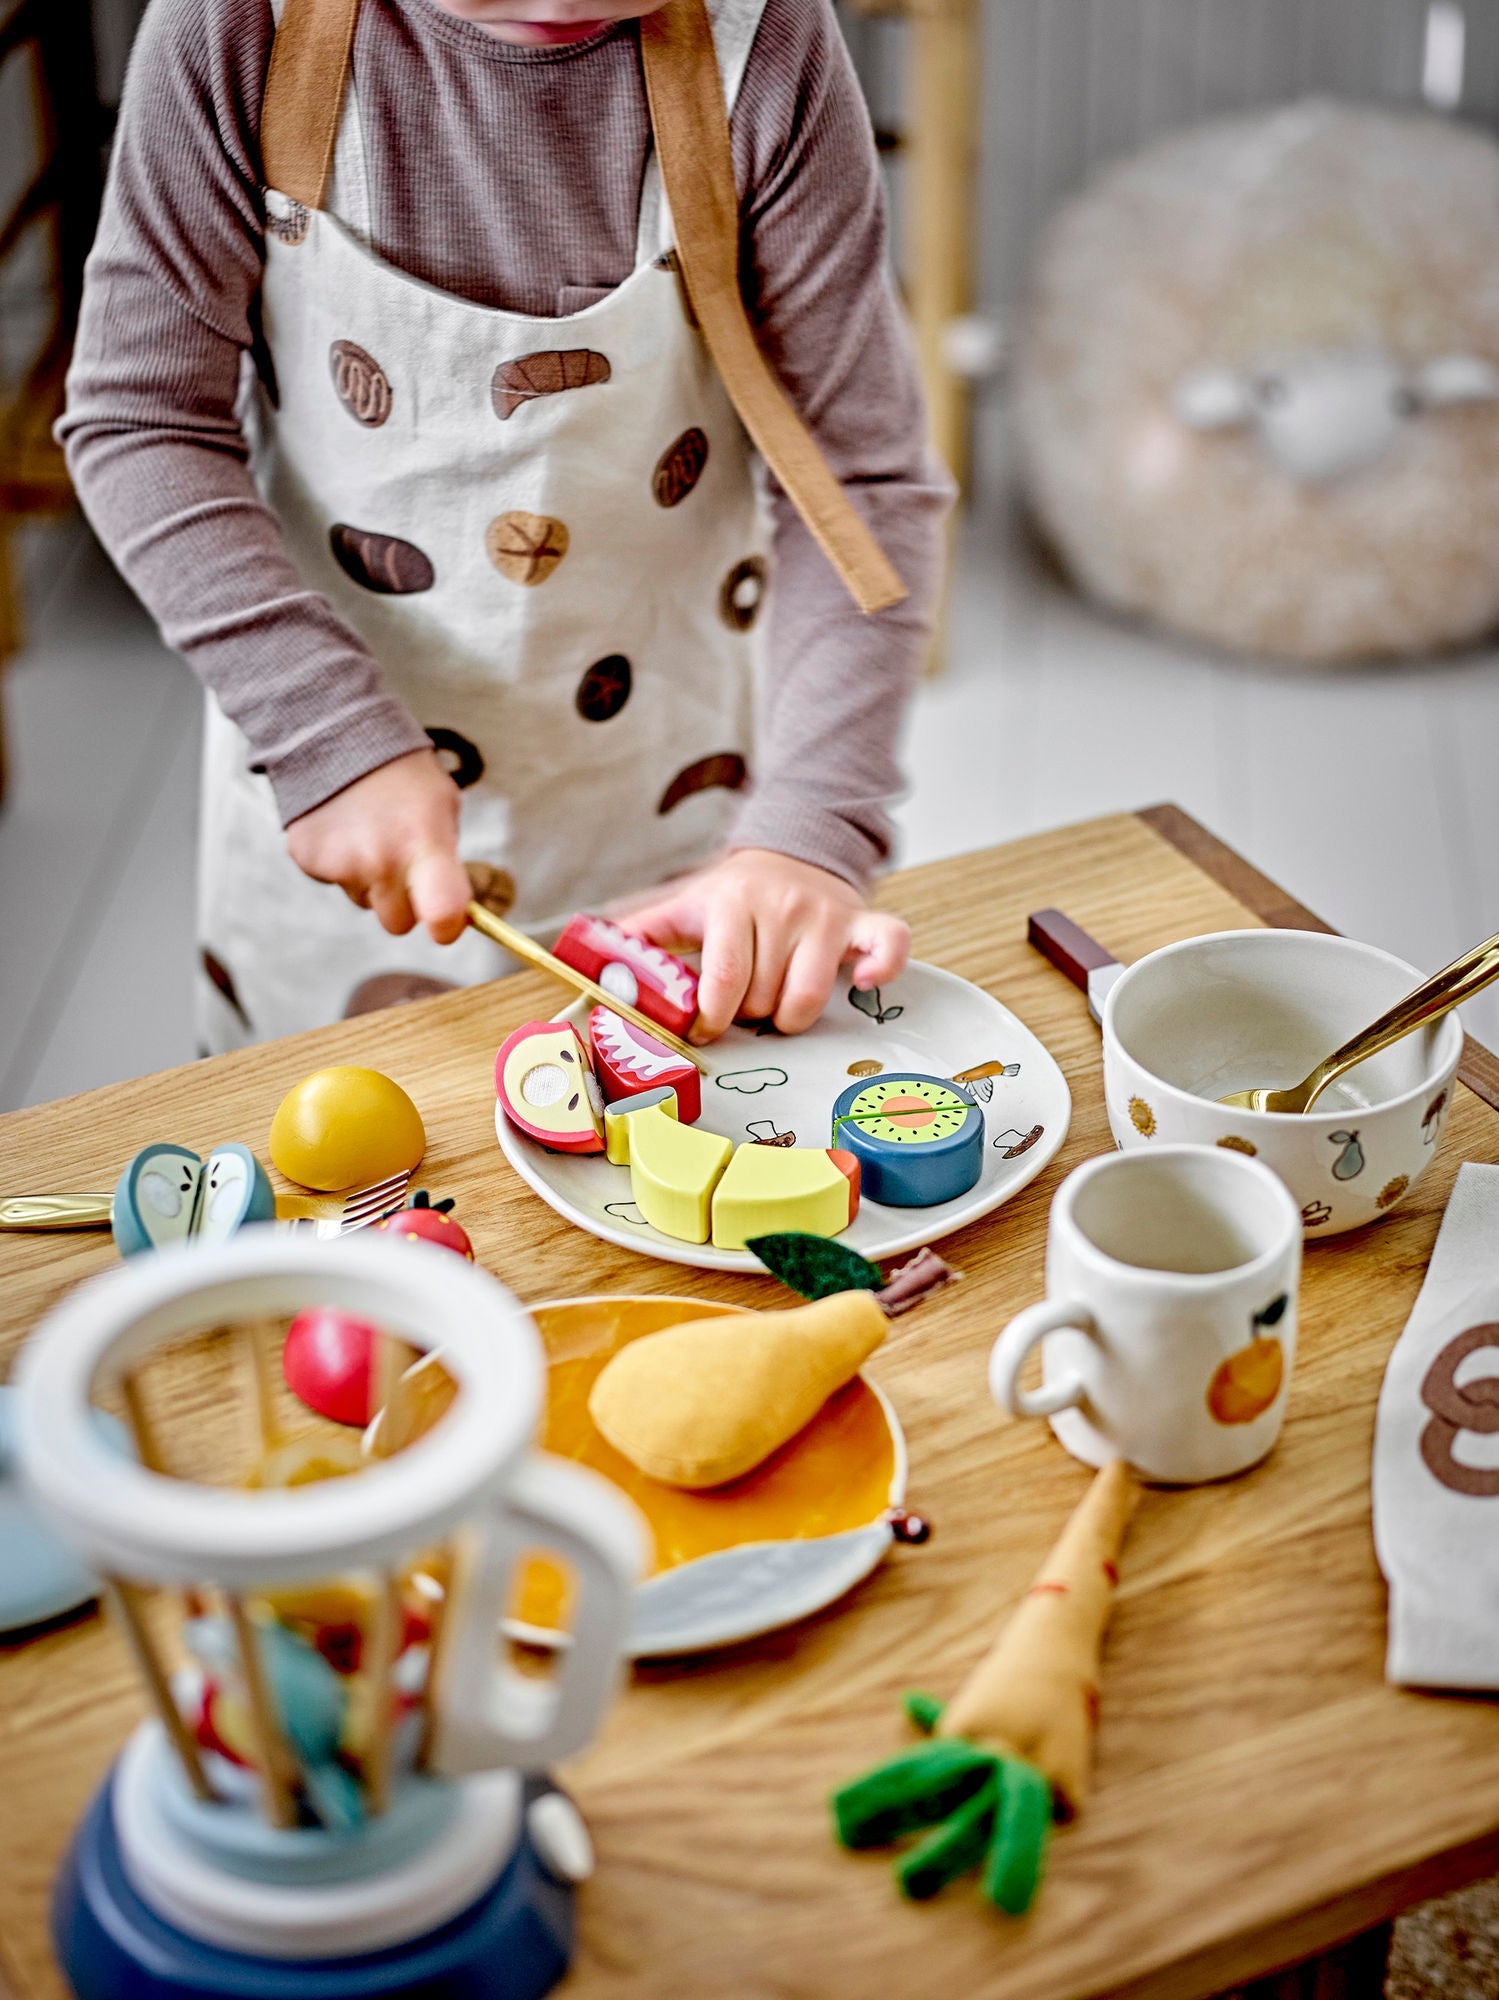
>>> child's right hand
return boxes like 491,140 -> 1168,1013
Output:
284,749 -> 473,944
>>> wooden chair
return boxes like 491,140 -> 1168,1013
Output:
844,0 -> 982,493
0,0 -> 106,803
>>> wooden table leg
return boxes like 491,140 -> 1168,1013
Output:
1217,1921 -> 1392,1999
907,0 -> 980,494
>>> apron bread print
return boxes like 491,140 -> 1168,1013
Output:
719,555 -> 767,630
491,350 -> 612,421
328,340 -> 392,426
426,726 -> 484,790
328,524 -> 434,594
484,511 -> 570,586
199,0 -> 889,1051
658,752 -> 747,815
575,655 -> 633,722
653,427 -> 710,506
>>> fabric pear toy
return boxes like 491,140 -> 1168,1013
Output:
588,1291 -> 887,1489
833,1458 -> 1138,1913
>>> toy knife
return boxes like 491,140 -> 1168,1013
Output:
1027,909 -> 1124,1025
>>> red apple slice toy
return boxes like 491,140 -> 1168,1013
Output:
588,1005 -> 703,1123
553,915 -> 699,1038
494,1021 -> 606,1153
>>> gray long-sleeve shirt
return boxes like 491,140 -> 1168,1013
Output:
60,0 -> 950,887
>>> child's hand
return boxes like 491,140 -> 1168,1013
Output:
284,749 -> 473,944
615,849 -> 910,1042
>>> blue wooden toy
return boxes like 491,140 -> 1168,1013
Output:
112,1143 -> 275,1256
831,1073 -> 985,1208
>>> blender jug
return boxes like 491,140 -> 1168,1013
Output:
13,1231 -> 647,2000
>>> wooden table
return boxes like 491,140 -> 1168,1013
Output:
4,807 -> 1499,2000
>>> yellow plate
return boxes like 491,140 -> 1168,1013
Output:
510,1296 -> 906,1658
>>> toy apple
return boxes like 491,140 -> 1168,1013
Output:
282,1307 -> 386,1427
494,1021 -> 606,1152
374,1190 -> 474,1259
554,914 -> 699,1037
588,1004 -> 702,1122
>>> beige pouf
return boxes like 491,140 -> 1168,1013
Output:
1014,101 -> 1499,664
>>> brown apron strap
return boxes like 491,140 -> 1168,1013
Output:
260,0 -> 362,210
639,0 -> 907,615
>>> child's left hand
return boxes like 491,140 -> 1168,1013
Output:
614,849 -> 910,1042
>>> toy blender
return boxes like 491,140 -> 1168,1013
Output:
13,1232 -> 647,2000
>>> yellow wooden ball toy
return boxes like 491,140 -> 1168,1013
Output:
268,1067 -> 426,1191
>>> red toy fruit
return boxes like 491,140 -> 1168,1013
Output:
282,1306 -> 383,1427
553,914 -> 698,1038
588,1004 -> 703,1123
374,1189 -> 475,1260
494,1021 -> 606,1153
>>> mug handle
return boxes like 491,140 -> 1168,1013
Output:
989,1301 -> 1095,1418
427,1453 -> 647,1778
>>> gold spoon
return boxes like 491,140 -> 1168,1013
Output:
1218,929 -> 1499,1114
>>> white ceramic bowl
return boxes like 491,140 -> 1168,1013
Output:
1101,930 -> 1463,1236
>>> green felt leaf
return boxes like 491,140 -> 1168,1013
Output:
897,1772 -> 999,1900
832,1740 -> 998,1850
902,1691 -> 945,1735
747,1232 -> 884,1302
981,1758 -> 1052,1916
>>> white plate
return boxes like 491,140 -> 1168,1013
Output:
493,960 -> 1071,1273
503,1297 -> 909,1659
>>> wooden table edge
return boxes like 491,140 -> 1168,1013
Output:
1138,802 -> 1499,1115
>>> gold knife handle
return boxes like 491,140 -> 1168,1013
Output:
0,1194 -> 115,1230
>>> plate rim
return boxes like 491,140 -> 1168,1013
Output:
493,959 -> 1072,1273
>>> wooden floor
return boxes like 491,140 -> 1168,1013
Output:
3,418 -> 1499,1111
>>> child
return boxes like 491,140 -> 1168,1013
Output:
61,0 -> 949,1049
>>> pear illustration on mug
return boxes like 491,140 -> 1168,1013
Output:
1207,1293 -> 1289,1427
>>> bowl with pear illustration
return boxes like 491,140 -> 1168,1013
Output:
1101,930 -> 1462,1236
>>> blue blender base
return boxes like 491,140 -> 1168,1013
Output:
55,1768 -> 574,2000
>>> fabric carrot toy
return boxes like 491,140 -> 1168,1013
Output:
831,1458 -> 1139,1913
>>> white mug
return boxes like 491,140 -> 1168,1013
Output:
989,1145 -> 1302,1483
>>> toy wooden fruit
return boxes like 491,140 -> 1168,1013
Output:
283,1307 -> 388,1427
112,1142 -> 275,1255
588,1004 -> 702,1122
1207,1294 -> 1289,1425
374,1190 -> 474,1259
554,914 -> 699,1037
603,1090 -> 731,1242
494,1022 -> 605,1153
710,1143 -> 860,1251
268,1067 -> 425,1192
831,1075 -> 984,1207
588,1290 -> 887,1488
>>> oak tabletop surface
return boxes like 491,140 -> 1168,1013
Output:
2,808 -> 1497,2000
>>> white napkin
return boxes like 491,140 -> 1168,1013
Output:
1374,1162 -> 1499,1688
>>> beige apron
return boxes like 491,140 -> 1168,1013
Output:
198,0 -> 903,1050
